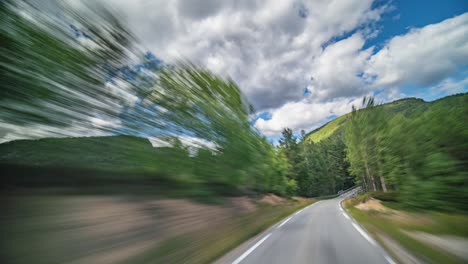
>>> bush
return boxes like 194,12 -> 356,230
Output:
285,179 -> 298,197
369,191 -> 399,202
354,193 -> 371,203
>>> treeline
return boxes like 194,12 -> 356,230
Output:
345,95 -> 468,212
278,94 -> 467,210
277,128 -> 354,197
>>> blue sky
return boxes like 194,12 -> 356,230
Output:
367,0 -> 467,49
369,0 -> 468,101
244,0 -> 467,137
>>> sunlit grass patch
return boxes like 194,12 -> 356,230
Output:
343,197 -> 467,264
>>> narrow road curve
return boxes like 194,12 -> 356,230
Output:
215,192 -> 395,264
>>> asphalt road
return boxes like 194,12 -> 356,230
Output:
215,192 -> 394,264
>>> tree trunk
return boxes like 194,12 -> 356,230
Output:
380,175 -> 387,192
376,156 -> 387,192
364,160 -> 376,191
361,173 -> 368,191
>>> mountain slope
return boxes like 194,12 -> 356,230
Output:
304,97 -> 429,143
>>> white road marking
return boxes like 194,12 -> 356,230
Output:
341,199 -> 396,264
342,212 -> 350,220
384,255 -> 396,264
295,209 -> 304,215
352,222 -> 377,246
232,233 -> 272,264
277,217 -> 292,228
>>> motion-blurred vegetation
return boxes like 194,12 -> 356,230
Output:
345,94 -> 468,212
280,94 -> 467,212
0,2 -> 299,263
0,1 -> 292,197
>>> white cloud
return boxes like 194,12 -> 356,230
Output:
374,87 -> 407,103
365,13 -> 468,88
254,13 -> 468,136
0,120 -> 112,144
105,80 -> 139,106
254,97 -> 363,136
89,117 -> 122,130
104,0 -> 386,110
429,76 -> 468,95
148,137 -> 172,148
149,135 -> 218,157
307,33 -> 373,100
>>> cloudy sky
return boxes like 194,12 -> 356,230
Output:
105,0 -> 467,138
20,0 -> 468,141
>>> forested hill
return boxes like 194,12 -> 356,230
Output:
282,93 -> 467,211
304,97 -> 427,143
285,96 -> 433,197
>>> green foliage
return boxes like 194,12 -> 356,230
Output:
0,1 -> 134,128
1,76 -> 290,195
278,128 -> 300,180
296,97 -> 431,198
344,94 -> 468,212
279,128 -> 353,197
305,97 -> 427,144
285,178 -> 298,196
368,191 -> 399,202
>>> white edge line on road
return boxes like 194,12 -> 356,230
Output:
342,212 -> 350,220
340,199 -> 397,264
352,222 -> 377,246
277,217 -> 292,228
232,233 -> 272,264
229,201 -> 317,264
384,255 -> 397,264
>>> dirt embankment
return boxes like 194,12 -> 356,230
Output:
2,193 -> 309,264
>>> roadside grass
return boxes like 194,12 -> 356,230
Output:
120,198 -> 315,264
343,197 -> 467,264
382,201 -> 468,238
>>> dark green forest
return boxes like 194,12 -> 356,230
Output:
277,127 -> 353,197
279,94 -> 468,212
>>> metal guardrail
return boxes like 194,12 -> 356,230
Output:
310,185 -> 359,199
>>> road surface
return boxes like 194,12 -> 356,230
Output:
215,191 -> 394,264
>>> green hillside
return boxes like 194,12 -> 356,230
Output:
290,93 -> 467,206
0,135 -> 158,171
0,135 -> 203,191
304,115 -> 347,143
304,97 -> 427,143
0,134 -> 260,198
